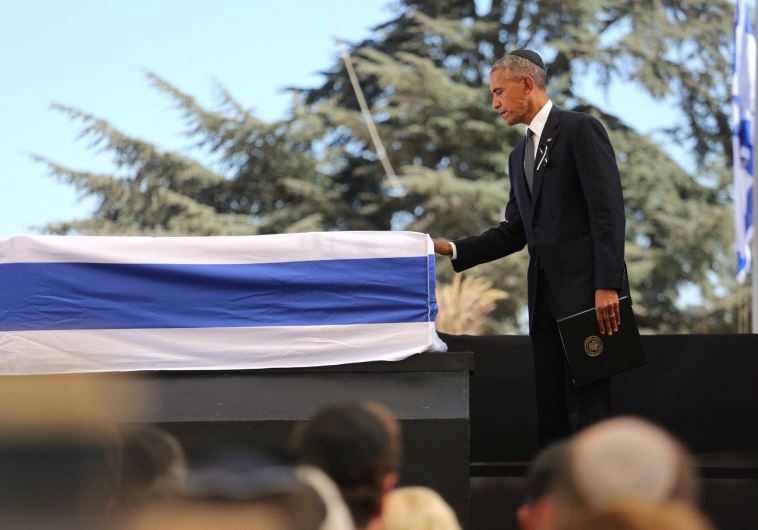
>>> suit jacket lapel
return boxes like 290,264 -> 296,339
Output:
531,106 -> 561,216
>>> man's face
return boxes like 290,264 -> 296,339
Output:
490,69 -> 528,126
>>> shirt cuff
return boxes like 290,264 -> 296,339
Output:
449,242 -> 458,261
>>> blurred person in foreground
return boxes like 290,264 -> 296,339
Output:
433,49 -> 628,447
0,374 -> 141,528
516,442 -> 567,530
383,486 -> 461,530
121,449 -> 326,530
553,416 -> 699,510
291,402 -> 401,530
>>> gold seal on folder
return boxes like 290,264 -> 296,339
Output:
584,335 -> 604,357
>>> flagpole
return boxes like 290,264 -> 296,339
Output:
753,2 -> 758,333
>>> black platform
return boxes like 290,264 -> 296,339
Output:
440,333 -> 758,530
104,352 -> 474,527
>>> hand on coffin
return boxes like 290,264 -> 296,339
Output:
432,238 -> 453,256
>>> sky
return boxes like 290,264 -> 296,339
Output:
0,0 -> 703,236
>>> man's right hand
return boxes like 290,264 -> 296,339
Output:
433,238 -> 453,255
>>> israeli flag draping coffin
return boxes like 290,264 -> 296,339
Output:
0,232 -> 446,374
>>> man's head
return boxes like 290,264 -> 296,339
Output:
516,442 -> 567,530
555,417 -> 699,508
490,50 -> 548,126
291,402 -> 401,529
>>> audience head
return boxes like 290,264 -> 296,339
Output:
113,426 -> 186,513
383,486 -> 461,530
291,402 -> 401,529
555,417 -> 699,508
516,441 -> 567,530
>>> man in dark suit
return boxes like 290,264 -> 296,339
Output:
433,50 -> 629,447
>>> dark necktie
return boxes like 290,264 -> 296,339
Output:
524,128 -> 535,195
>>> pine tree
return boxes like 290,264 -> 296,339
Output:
37,0 -> 742,332
297,0 -> 739,332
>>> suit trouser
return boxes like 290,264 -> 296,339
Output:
530,271 -> 611,448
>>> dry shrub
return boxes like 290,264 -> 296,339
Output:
435,274 -> 507,334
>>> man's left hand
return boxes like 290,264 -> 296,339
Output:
595,289 -> 620,336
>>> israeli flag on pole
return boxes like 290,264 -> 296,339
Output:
0,232 -> 445,375
733,0 -> 756,284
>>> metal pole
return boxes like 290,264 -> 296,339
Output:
753,2 -> 758,333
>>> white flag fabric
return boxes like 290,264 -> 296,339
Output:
733,0 -> 756,284
0,232 -> 446,375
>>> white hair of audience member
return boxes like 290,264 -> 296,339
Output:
296,465 -> 355,530
383,486 -> 461,530
557,416 -> 699,507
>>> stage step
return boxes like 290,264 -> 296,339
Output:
470,452 -> 758,479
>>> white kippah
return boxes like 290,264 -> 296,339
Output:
571,418 -> 679,504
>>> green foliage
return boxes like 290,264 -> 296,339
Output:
37,0 -> 740,332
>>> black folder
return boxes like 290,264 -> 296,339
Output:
556,296 -> 645,388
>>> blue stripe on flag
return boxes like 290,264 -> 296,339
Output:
0,257 -> 432,331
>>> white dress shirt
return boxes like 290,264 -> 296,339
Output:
526,100 -> 553,158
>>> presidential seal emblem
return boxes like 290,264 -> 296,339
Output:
584,335 -> 603,357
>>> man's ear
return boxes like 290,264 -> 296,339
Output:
523,75 -> 535,96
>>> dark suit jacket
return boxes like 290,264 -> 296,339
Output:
452,105 -> 629,329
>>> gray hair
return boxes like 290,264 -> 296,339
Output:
554,417 -> 700,508
491,54 -> 547,88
